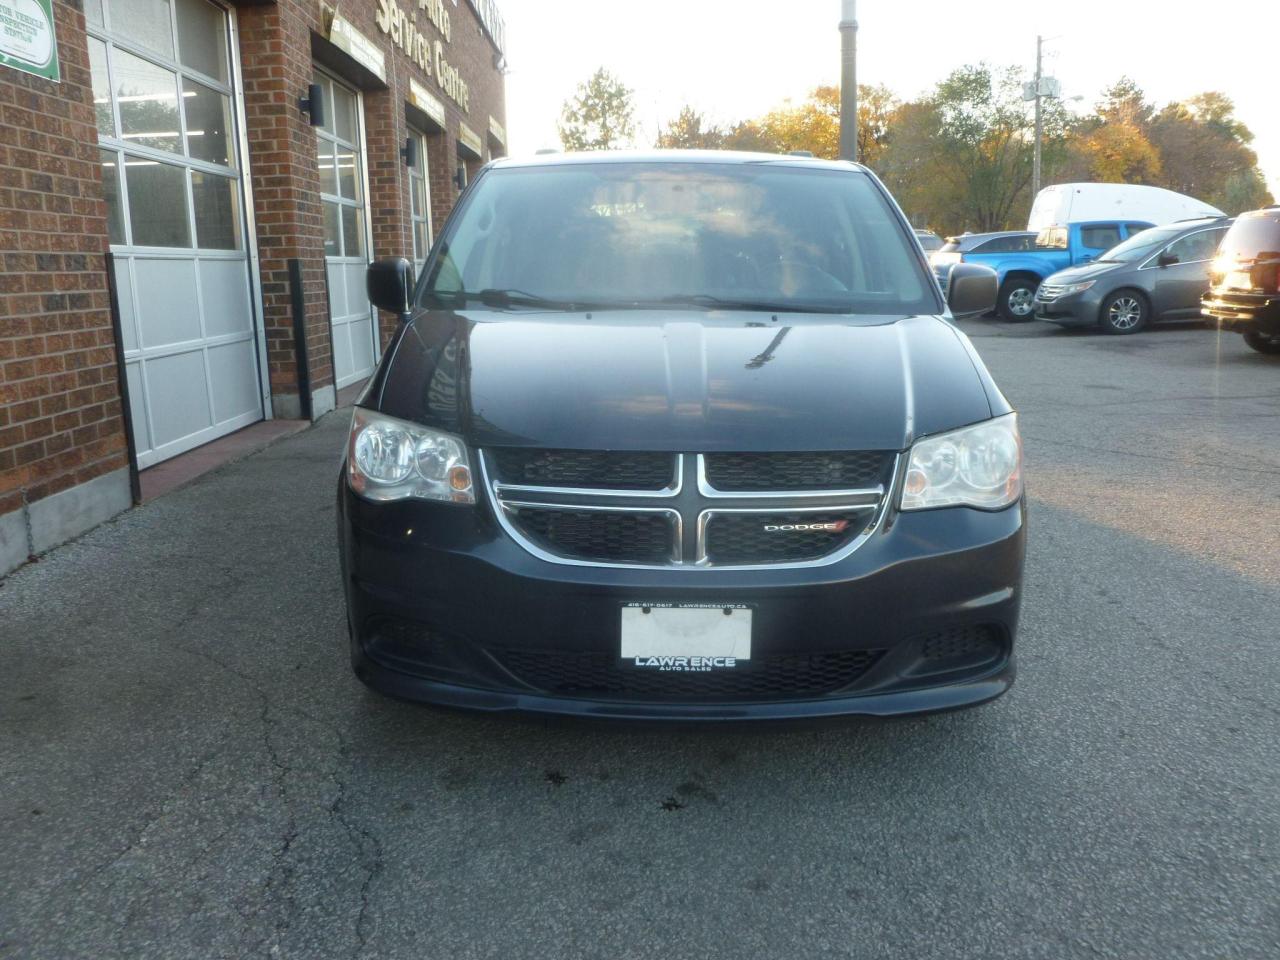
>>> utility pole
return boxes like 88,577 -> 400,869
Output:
1032,34 -> 1043,198
839,0 -> 858,161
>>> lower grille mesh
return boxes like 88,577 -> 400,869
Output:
495,648 -> 885,701
511,507 -> 675,564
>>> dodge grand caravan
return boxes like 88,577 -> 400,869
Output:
338,151 -> 1024,720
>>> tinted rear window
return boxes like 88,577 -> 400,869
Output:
1219,214 -> 1280,261
973,234 -> 1035,253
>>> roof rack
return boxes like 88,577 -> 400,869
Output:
788,150 -> 815,157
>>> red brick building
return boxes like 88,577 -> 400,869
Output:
0,0 -> 507,575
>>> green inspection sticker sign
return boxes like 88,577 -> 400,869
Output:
0,0 -> 60,82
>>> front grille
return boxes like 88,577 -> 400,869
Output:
703,451 -> 889,491
485,447 -> 896,568
702,510 -> 872,565
509,506 -> 676,564
491,448 -> 673,490
494,648 -> 885,701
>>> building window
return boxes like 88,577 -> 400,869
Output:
408,128 -> 433,276
314,70 -> 366,260
87,0 -> 242,251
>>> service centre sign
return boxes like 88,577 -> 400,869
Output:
0,0 -> 59,82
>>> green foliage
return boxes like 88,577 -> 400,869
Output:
656,106 -> 725,150
558,68 -> 636,152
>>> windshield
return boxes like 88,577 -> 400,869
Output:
1097,226 -> 1182,263
422,162 -> 939,315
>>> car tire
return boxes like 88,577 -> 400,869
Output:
998,277 -> 1038,322
1099,291 -> 1149,335
1242,329 -> 1280,354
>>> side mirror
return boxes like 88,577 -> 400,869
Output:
366,258 -> 414,320
945,262 -> 998,319
1158,250 -> 1180,267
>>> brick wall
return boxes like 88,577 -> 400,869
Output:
237,1 -> 334,418
0,0 -> 126,524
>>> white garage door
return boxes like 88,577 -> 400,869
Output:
88,0 -> 263,468
313,69 -> 378,390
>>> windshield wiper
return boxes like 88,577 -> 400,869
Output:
431,288 -> 586,311
653,293 -> 838,314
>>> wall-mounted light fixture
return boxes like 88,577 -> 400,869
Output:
299,83 -> 325,128
400,137 -> 418,168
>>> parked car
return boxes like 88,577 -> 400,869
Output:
930,231 -> 1035,301
1034,218 -> 1232,334
914,229 -> 944,252
1028,183 -> 1225,232
1202,207 -> 1280,354
933,222 -> 1152,321
342,151 -> 1024,721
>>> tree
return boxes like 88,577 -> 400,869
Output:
655,106 -> 725,150
1096,77 -> 1154,129
756,85 -> 841,159
1149,96 -> 1273,212
558,68 -> 635,152
924,64 -> 1069,232
1077,120 -> 1163,184
856,83 -> 897,169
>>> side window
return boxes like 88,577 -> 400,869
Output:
1125,223 -> 1150,237
1081,225 -> 1122,250
1166,230 -> 1224,264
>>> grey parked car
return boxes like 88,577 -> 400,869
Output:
1034,218 -> 1232,334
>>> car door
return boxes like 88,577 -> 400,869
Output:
1149,227 -> 1230,317
1074,222 -> 1125,265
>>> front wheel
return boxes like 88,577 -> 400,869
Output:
998,278 -> 1038,322
1100,291 -> 1148,335
1242,329 -> 1280,354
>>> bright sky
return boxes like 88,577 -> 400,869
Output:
502,0 -> 1279,198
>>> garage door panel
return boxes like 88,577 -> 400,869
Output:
332,323 -> 355,387
115,259 -> 139,353
207,340 -> 260,424
144,350 -> 213,448
349,315 -> 375,376
125,360 -> 150,451
327,262 -> 347,319
343,262 -> 369,318
199,259 -> 253,338
135,258 -> 202,349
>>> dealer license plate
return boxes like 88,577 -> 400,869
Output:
621,602 -> 752,671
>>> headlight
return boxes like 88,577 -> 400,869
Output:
1056,280 -> 1095,296
347,409 -> 475,504
900,413 -> 1022,511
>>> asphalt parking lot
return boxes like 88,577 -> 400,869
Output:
2,317 -> 1278,960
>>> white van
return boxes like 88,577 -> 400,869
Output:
1028,184 -> 1225,232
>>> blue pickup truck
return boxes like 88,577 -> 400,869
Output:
932,220 -> 1155,320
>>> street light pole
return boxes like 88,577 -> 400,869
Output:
1032,34 -> 1043,198
839,0 -> 858,161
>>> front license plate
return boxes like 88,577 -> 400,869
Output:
621,603 -> 751,671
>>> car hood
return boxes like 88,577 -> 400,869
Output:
1046,261 -> 1130,285
372,310 -> 1002,452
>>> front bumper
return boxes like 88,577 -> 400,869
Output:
338,475 -> 1026,721
1034,289 -> 1102,326
1201,291 -> 1280,334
